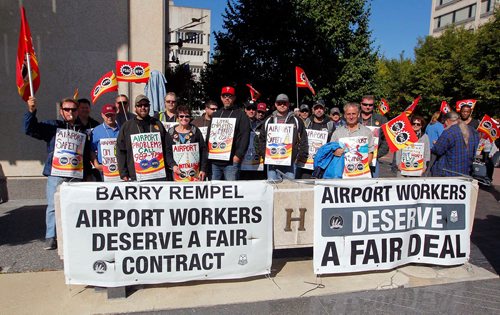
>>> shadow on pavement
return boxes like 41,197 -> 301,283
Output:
0,205 -> 46,246
470,214 -> 500,275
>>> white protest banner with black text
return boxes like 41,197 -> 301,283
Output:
51,129 -> 86,179
314,178 -> 471,274
60,181 -> 273,287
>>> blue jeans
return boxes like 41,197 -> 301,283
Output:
45,176 -> 65,239
211,163 -> 241,180
267,165 -> 295,181
370,162 -> 380,178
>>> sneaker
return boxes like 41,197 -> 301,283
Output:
44,237 -> 57,250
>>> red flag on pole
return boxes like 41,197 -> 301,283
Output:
91,71 -> 118,104
246,84 -> 261,101
455,99 -> 476,112
440,101 -> 451,115
477,114 -> 499,142
16,6 -> 40,101
378,99 -> 390,115
404,96 -> 421,117
381,112 -> 419,152
295,66 -> 316,95
116,61 -> 150,83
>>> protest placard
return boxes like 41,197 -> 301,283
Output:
100,138 -> 120,182
400,142 -> 425,176
172,143 -> 200,181
339,136 -> 371,178
208,118 -> 236,161
314,178 -> 471,274
297,129 -> 328,170
60,181 -> 273,287
131,132 -> 166,181
241,131 -> 264,171
51,129 -> 86,179
264,123 -> 294,166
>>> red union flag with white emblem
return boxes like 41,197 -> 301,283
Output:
116,61 -> 150,83
378,99 -> 390,115
440,101 -> 451,115
404,96 -> 421,117
295,66 -> 316,95
477,114 -> 499,142
455,99 -> 477,112
90,71 -> 118,104
381,112 -> 419,152
16,6 -> 40,101
246,83 -> 261,101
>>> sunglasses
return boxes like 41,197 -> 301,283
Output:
165,100 -> 176,103
246,106 -> 256,111
178,115 -> 191,119
276,102 -> 288,106
105,113 -> 116,118
300,110 -> 309,113
208,107 -> 218,110
62,108 -> 77,112
361,102 -> 374,107
221,94 -> 233,98
135,103 -> 150,108
412,122 -> 421,126
116,101 -> 128,105
257,111 -> 266,114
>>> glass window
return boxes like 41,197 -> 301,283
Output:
439,0 -> 455,5
438,12 -> 454,28
455,6 -> 470,22
481,0 -> 492,14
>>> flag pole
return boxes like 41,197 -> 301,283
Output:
296,86 -> 299,110
117,93 -> 129,121
25,52 -> 34,98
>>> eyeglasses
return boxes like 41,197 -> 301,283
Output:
178,115 -> 191,119
361,103 -> 374,107
62,108 -> 77,112
276,102 -> 288,106
246,107 -> 256,111
135,103 -> 150,108
412,122 -> 421,126
165,100 -> 176,103
105,113 -> 116,118
221,94 -> 233,98
300,110 -> 309,113
208,107 -> 218,111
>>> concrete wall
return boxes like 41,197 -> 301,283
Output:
0,0 -> 165,200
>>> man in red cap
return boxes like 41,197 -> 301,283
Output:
207,86 -> 251,180
90,104 -> 120,180
256,102 -> 268,122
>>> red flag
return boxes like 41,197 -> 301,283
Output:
16,7 -> 40,101
116,61 -> 150,83
477,114 -> 499,142
91,71 -> 118,104
440,101 -> 451,115
455,99 -> 477,112
295,66 -> 316,95
404,96 -> 421,117
73,88 -> 79,100
381,112 -> 419,152
378,99 -> 390,115
246,84 -> 261,101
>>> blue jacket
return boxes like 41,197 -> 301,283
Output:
24,110 -> 91,177
313,142 -> 344,179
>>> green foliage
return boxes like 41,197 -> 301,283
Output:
202,0 -> 377,107
376,11 -> 499,119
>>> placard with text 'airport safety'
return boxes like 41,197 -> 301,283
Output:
60,181 -> 273,287
314,178 -> 472,274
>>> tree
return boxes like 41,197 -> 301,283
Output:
166,64 -> 204,109
202,0 -> 377,107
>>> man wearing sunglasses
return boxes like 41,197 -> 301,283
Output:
359,95 -> 388,177
115,94 -> 134,127
193,100 -> 218,131
207,86 -> 250,180
116,94 -> 172,181
24,96 -> 91,250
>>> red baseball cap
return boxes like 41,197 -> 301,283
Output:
257,103 -> 267,112
221,86 -> 235,96
101,104 -> 117,115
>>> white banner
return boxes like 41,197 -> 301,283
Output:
314,178 -> 471,274
60,181 -> 273,287
131,132 -> 166,181
340,136 -> 371,178
100,138 -> 120,182
400,142 -> 425,176
172,143 -> 200,182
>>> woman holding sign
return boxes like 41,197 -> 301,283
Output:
165,105 -> 208,181
395,115 -> 430,177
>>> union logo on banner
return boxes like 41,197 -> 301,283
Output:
91,71 -> 118,104
477,114 -> 499,142
116,61 -> 150,83
440,101 -> 451,115
378,99 -> 390,115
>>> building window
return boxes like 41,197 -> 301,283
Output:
439,0 -> 455,5
176,31 -> 203,45
481,0 -> 495,15
435,4 -> 477,29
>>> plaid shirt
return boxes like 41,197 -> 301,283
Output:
431,124 -> 479,177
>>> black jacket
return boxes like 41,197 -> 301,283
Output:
207,105 -> 251,166
258,111 -> 308,164
116,116 -> 173,180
